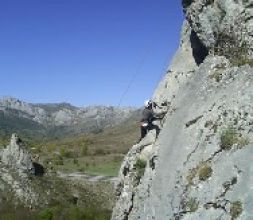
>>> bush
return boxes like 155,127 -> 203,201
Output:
60,148 -> 73,158
198,164 -> 213,181
186,163 -> 212,185
220,128 -> 250,150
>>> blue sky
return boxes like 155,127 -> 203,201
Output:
0,0 -> 184,107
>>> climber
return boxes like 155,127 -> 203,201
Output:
139,100 -> 165,141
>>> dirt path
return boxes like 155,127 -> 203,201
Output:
57,171 -> 118,183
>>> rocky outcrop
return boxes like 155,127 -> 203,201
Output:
183,0 -> 253,45
1,134 -> 34,174
0,134 -> 48,208
112,1 -> 253,219
182,0 -> 253,56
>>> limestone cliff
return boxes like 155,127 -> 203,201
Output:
112,1 -> 253,219
0,134 -> 48,208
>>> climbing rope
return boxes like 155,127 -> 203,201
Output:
117,48 -> 172,108
117,49 -> 151,107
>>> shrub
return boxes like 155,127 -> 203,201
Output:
198,164 -> 213,181
134,159 -> 147,183
230,201 -> 243,219
186,163 -> 212,185
220,128 -> 238,150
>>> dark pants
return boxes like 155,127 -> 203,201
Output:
140,123 -> 160,140
141,125 -> 148,139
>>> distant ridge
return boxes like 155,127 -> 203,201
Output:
0,96 -> 139,140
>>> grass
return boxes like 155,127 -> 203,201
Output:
84,159 -> 122,177
0,113 -> 137,219
0,204 -> 111,220
54,154 -> 123,177
30,114 -> 140,176
220,128 -> 238,150
0,175 -> 114,220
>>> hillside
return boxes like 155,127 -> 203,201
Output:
0,101 -> 141,220
112,0 -> 253,219
0,134 -> 114,220
0,97 -> 138,142
36,110 -> 141,176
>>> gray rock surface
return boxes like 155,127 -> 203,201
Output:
113,57 -> 253,220
182,0 -> 253,55
1,134 -> 34,174
0,134 -> 48,208
111,1 -> 253,219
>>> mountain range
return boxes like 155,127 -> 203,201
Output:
0,96 -> 139,140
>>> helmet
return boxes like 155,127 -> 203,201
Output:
144,100 -> 151,108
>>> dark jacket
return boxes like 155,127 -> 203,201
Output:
141,108 -> 154,124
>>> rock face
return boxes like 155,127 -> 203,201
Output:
111,1 -> 253,220
182,0 -> 253,55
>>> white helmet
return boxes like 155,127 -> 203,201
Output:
144,100 -> 151,108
